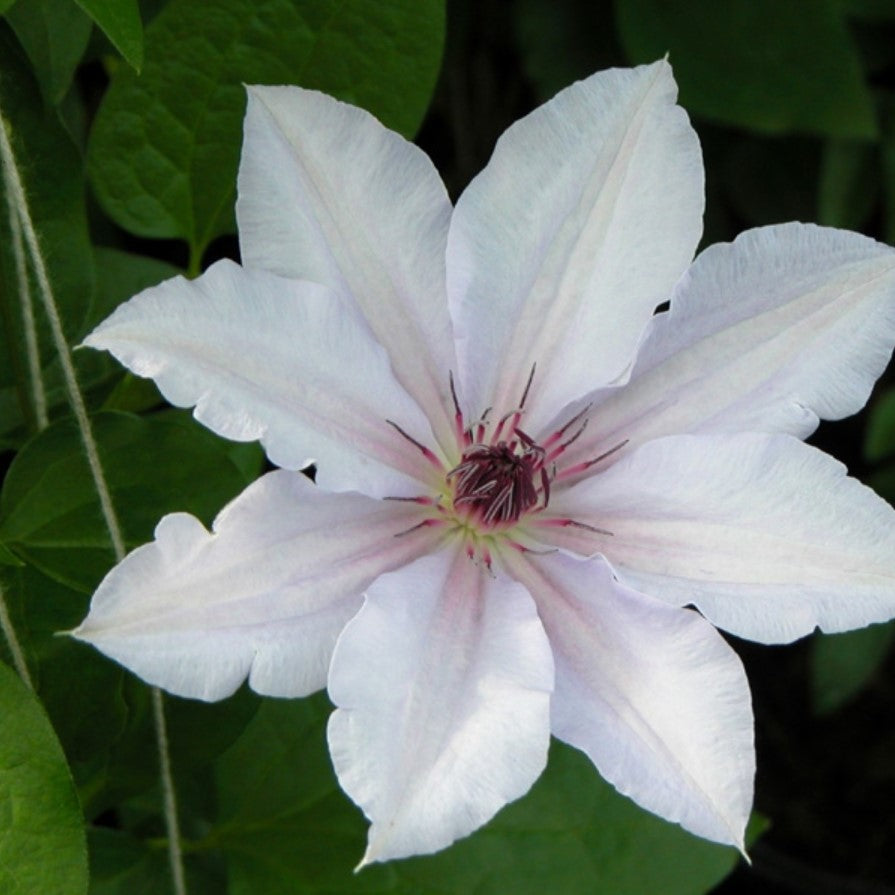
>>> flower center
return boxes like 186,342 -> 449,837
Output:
385,366 -> 625,566
447,437 -> 548,527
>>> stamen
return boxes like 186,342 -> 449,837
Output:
539,466 -> 551,507
534,517 -> 614,536
491,409 -> 515,444
519,363 -> 536,409
475,408 -> 491,444
542,404 -> 591,449
448,439 -> 548,526
393,518 -> 446,538
515,427 -> 536,448
557,439 -> 629,480
384,495 -> 438,505
545,418 -> 588,463
449,372 -> 466,445
386,419 -> 444,469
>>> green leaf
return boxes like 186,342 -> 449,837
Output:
0,565 -> 128,770
811,622 -> 895,714
91,246 -> 180,327
615,0 -> 877,138
0,542 -> 23,565
88,0 -> 445,262
212,695 -> 743,895
0,661 -> 88,894
73,0 -> 143,70
88,827 -> 226,895
0,28 -> 97,441
0,411 -> 252,591
80,676 -> 259,820
865,387 -> 895,462
87,829 -> 171,895
4,0 -> 93,103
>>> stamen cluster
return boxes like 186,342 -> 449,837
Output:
448,437 -> 548,527
387,367 -> 620,555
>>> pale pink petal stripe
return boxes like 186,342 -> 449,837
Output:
447,60 -> 703,432
85,260 -> 442,497
73,471 -> 440,700
553,223 -> 895,479
540,433 -> 895,643
238,86 -> 458,451
327,547 -> 554,865
504,550 -> 753,850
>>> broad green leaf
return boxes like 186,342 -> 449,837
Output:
213,695 -> 744,895
818,139 -> 878,230
812,623 -> 895,714
87,829 -> 171,895
615,0 -> 876,138
0,411 -> 252,591
88,827 -> 226,895
92,247 -> 180,325
0,542 -> 22,565
89,248 -> 181,414
0,661 -> 88,894
74,0 -> 143,70
0,28 -> 96,441
0,565 -> 128,770
88,0 -> 445,262
80,676 -> 259,820
865,387 -> 895,462
4,0 -> 92,103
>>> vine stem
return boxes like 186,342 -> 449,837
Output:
0,117 -> 43,697
0,110 -> 187,895
0,581 -> 34,691
5,185 -> 47,429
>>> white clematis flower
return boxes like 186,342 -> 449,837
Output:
75,61 -> 895,865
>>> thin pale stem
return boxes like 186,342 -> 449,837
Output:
0,109 -> 187,895
3,184 -> 47,429
153,688 -> 186,894
0,581 -> 34,691
0,113 -> 126,560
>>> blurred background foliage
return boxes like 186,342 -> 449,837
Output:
2,0 -> 895,893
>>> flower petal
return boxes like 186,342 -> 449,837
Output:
84,260 -> 441,496
504,550 -> 753,850
327,547 -> 553,865
556,223 -> 895,475
541,433 -> 895,643
72,471 -> 439,700
237,86 -> 457,449
447,60 -> 703,429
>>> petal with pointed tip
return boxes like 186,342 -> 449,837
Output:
84,260 -> 440,497
555,223 -> 895,474
447,60 -> 703,430
505,550 -> 753,850
73,471 -> 439,700
238,86 -> 457,449
542,433 -> 895,644
327,548 -> 553,865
